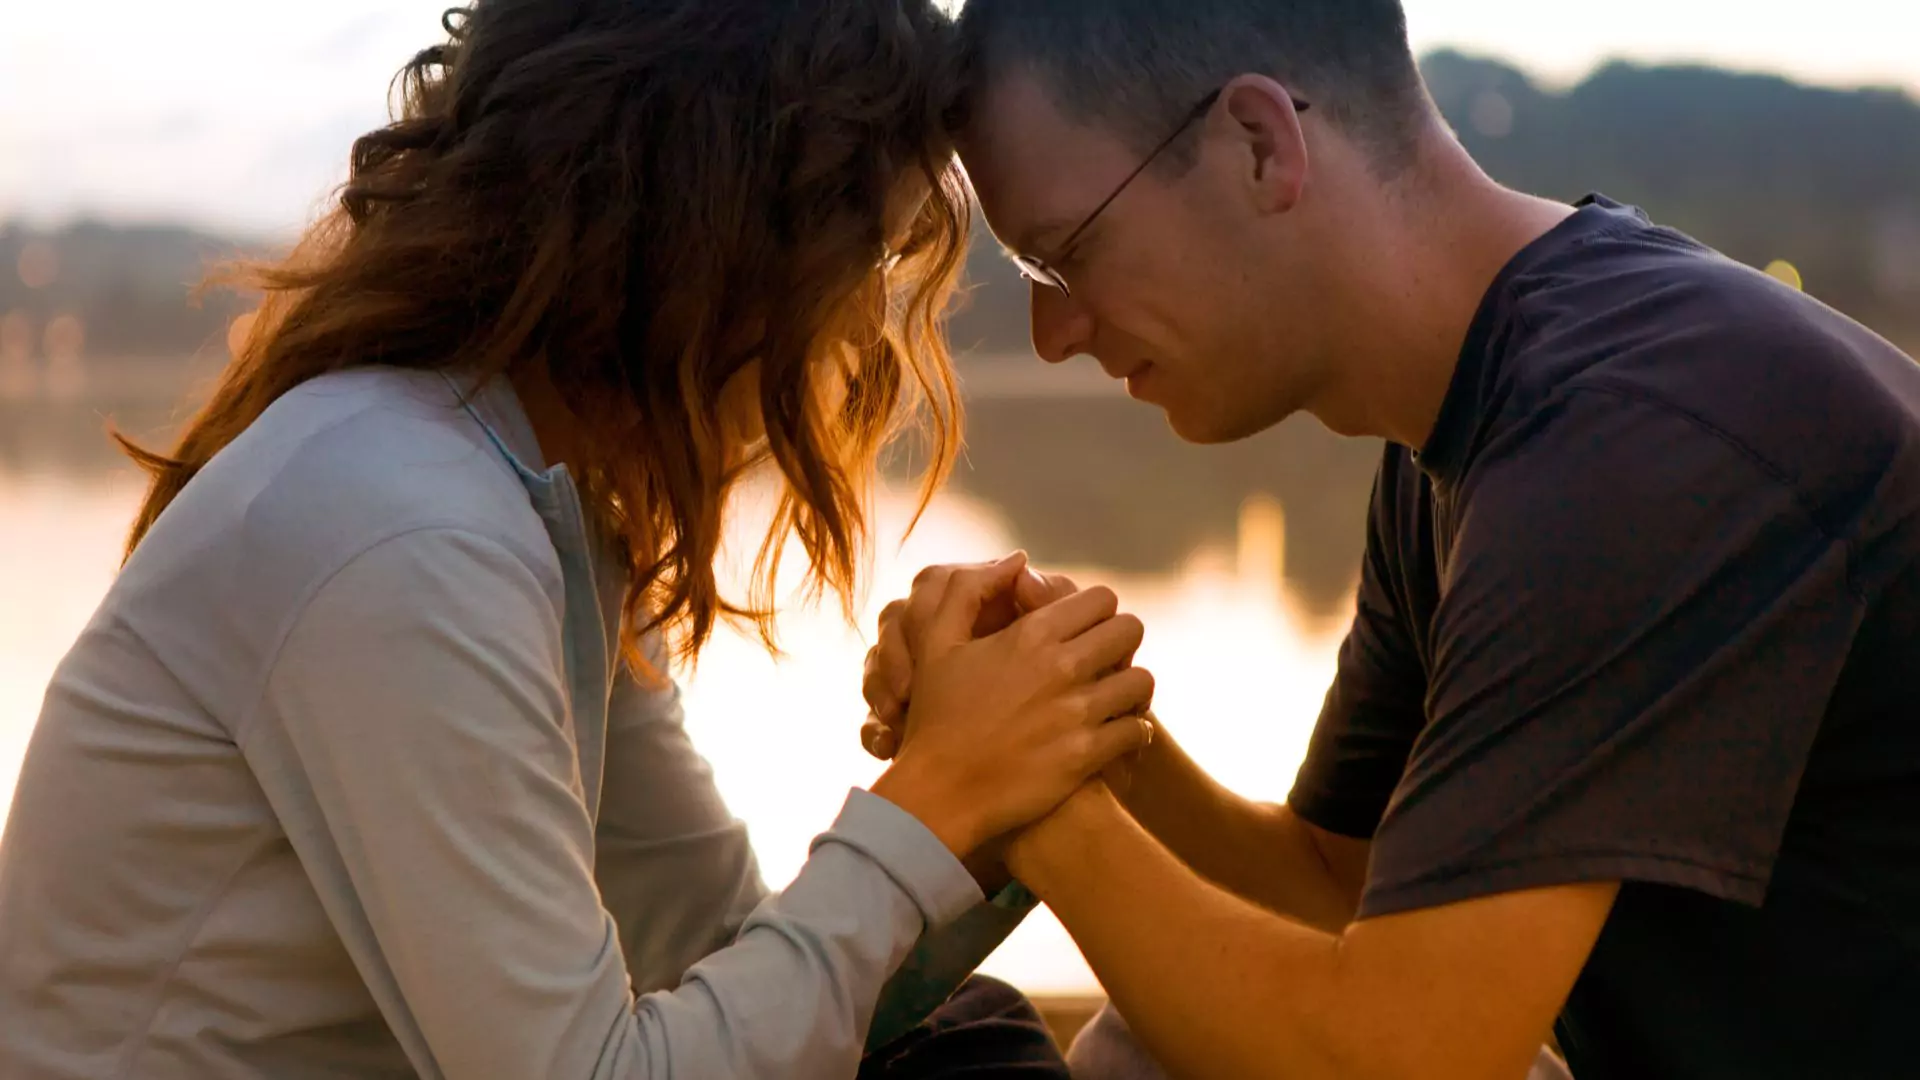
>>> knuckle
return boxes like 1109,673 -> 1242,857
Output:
1076,727 -> 1109,764
1052,651 -> 1081,684
1114,613 -> 1145,642
943,571 -> 980,601
1061,687 -> 1097,721
911,564 -> 949,591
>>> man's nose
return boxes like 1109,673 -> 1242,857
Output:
1029,282 -> 1094,364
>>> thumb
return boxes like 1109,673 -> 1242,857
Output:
1013,568 -> 1078,613
925,551 -> 1029,653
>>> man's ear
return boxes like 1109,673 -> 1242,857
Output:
1218,75 -> 1310,216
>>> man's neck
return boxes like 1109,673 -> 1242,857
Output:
1312,144 -> 1575,450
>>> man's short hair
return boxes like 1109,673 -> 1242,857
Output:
954,0 -> 1429,172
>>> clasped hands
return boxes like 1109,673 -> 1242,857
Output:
861,552 -> 1155,889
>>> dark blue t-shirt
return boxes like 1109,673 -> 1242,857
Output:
1289,194 -> 1920,1078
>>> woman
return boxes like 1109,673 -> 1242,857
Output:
0,3 -> 1155,1078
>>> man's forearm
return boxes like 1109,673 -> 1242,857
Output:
1009,784 -> 1354,1079
1006,786 -> 1603,1080
1118,718 -> 1360,932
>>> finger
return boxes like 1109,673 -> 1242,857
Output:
925,551 -> 1029,651
1012,568 -> 1078,613
861,716 -> 900,761
879,616 -> 912,705
970,588 -> 1025,639
904,566 -> 953,655
1081,666 -> 1157,723
860,648 -> 906,725
1014,585 -> 1119,645
1080,715 -> 1156,773
874,598 -> 908,646
861,621 -> 913,722
911,561 -> 1025,642
1060,613 -> 1146,682
866,599 -> 911,719
861,646 -> 891,721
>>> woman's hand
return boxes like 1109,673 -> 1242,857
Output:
860,559 -> 1079,760
867,554 -> 1155,861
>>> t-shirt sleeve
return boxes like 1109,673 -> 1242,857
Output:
1288,449 -> 1433,839
1360,387 -> 1865,919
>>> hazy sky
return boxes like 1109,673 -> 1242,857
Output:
4,0 -> 1916,235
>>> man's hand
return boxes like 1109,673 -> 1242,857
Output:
861,560 -> 1079,760
866,555 -> 1156,862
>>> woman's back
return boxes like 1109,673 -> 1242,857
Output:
0,368 -> 735,1078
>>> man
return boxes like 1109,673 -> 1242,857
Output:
862,0 -> 1920,1076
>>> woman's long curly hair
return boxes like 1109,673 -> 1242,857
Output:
121,0 -> 971,669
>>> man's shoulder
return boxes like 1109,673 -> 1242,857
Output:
1501,245 -> 1920,508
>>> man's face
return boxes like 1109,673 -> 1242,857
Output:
959,72 -> 1329,444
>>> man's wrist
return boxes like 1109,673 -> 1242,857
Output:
1008,782 -> 1125,890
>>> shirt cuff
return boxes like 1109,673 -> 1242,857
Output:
988,879 -> 1040,912
815,788 -> 983,929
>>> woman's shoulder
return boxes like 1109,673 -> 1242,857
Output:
126,367 -> 565,625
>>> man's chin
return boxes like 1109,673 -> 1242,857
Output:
1160,403 -> 1240,446
1161,399 -> 1288,446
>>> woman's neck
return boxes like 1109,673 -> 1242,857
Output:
507,362 -> 584,471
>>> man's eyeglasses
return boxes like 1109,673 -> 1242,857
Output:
1013,89 -> 1311,297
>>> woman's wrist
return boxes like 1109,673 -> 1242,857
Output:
869,758 -> 986,863
962,838 -> 1015,896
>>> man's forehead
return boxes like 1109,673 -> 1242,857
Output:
958,71 -> 1132,252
